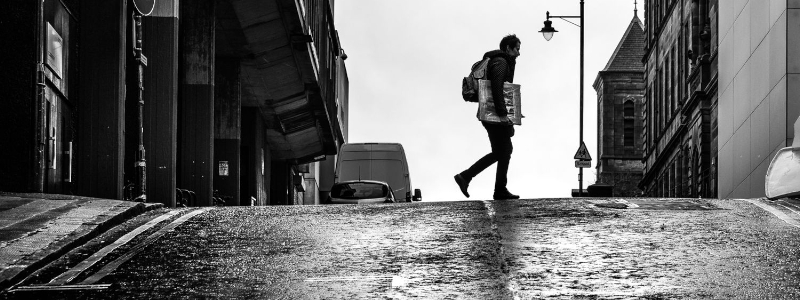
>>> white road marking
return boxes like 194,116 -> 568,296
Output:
46,209 -> 183,285
79,208 -> 213,284
614,199 -> 639,208
9,284 -> 112,292
304,275 -> 395,282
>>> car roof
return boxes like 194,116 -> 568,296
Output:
334,180 -> 391,186
340,143 -> 404,152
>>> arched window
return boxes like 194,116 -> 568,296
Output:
624,100 -> 635,117
623,100 -> 635,148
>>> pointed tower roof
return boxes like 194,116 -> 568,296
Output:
600,13 -> 645,73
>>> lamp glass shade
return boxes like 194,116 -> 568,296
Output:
538,19 -> 557,41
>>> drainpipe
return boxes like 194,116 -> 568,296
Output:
33,0 -> 46,192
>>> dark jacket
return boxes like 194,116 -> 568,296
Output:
483,50 -> 516,118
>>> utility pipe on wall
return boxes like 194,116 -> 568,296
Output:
33,0 -> 46,192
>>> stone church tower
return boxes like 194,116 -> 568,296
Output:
592,9 -> 646,196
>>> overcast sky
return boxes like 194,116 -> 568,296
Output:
334,1 -> 644,201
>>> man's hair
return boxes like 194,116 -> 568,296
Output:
500,34 -> 521,51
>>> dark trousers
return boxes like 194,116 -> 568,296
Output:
461,122 -> 513,191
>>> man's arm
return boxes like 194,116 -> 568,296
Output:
488,58 -> 509,118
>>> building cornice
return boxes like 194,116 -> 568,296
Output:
593,70 -> 645,90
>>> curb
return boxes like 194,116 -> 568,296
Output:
0,201 -> 164,291
743,198 -> 800,229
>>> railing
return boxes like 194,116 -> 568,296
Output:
176,188 -> 196,207
304,0 -> 345,145
175,188 -> 228,207
123,182 -> 146,202
642,165 -> 716,198
212,190 -> 231,206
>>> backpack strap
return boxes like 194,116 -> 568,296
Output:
472,57 -> 490,79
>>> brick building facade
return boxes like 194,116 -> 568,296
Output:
639,0 -> 719,198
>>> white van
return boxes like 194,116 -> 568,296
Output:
334,143 -> 421,202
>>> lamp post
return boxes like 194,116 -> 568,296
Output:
131,0 -> 156,202
539,0 -> 587,196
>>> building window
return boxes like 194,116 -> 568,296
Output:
623,100 -> 635,148
666,53 -> 671,118
624,100 -> 635,117
656,68 -> 661,134
624,120 -> 635,148
671,162 -> 677,197
647,87 -> 653,149
672,46 -> 678,113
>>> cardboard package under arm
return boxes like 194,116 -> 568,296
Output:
477,80 -> 522,125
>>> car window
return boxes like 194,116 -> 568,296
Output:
331,182 -> 389,199
339,159 -> 405,194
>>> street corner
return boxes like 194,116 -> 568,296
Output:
591,198 -> 721,211
0,193 -> 164,291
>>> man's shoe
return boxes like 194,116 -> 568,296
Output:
493,189 -> 520,200
454,174 -> 470,198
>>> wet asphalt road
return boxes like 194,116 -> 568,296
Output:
4,198 -> 800,299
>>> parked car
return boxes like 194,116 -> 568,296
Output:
325,180 -> 396,204
335,143 -> 422,202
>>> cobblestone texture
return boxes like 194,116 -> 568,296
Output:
494,199 -> 800,299
4,198 -> 800,299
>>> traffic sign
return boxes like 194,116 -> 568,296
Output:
575,160 -> 591,168
574,141 -> 592,160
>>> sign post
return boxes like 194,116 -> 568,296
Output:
573,141 -> 592,196
575,160 -> 591,168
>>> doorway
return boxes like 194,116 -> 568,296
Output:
43,0 -> 77,194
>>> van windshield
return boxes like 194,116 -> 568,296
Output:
331,182 -> 389,199
338,160 -> 405,194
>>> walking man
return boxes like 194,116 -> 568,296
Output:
455,34 -> 521,200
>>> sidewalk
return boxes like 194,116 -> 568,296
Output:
0,192 -> 162,290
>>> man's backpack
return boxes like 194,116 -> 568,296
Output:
461,57 -> 490,102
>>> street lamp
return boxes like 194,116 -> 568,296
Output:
539,17 -> 557,41
540,0 -> 587,196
